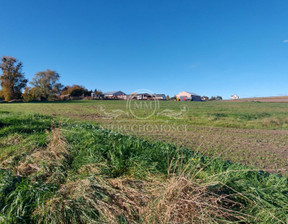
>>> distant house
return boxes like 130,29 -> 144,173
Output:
176,91 -> 202,101
122,95 -> 130,100
153,94 -> 167,100
127,93 -> 166,100
231,94 -> 239,100
201,96 -> 209,101
103,91 -> 126,99
91,92 -> 104,100
134,93 -> 153,100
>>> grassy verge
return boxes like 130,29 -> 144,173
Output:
0,112 -> 288,223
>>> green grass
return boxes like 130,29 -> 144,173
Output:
1,100 -> 288,175
0,112 -> 288,223
1,100 -> 288,129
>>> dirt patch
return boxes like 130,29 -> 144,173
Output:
153,126 -> 288,175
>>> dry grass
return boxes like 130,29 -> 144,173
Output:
34,174 -> 247,224
35,176 -> 151,224
143,175 -> 248,224
16,128 -> 69,183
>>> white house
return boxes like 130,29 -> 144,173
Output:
176,91 -> 202,101
231,94 -> 239,100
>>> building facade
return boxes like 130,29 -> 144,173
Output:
176,91 -> 202,101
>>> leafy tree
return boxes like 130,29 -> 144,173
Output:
0,90 -> 4,100
94,89 -> 103,95
61,85 -> 89,97
70,88 -> 86,97
60,86 -> 70,95
209,96 -> 223,101
23,87 -> 38,102
30,69 -> 63,101
0,56 -> 27,101
210,96 -> 216,101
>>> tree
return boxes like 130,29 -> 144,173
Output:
0,90 -> 4,100
30,69 -> 63,101
209,96 -> 223,101
61,85 -> 89,97
94,89 -> 103,95
23,87 -> 38,102
210,96 -> 216,101
70,87 -> 86,97
0,56 -> 27,101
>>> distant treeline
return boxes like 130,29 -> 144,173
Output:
0,56 -> 102,102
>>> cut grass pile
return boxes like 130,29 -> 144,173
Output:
0,112 -> 288,223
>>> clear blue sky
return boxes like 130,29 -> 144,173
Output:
1,0 -> 288,99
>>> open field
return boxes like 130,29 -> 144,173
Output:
1,100 -> 288,175
225,96 -> 288,103
0,112 -> 288,223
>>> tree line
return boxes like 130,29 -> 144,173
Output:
0,56 -> 101,102
201,96 -> 223,101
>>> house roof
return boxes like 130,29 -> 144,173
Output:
153,94 -> 166,97
177,91 -> 200,96
103,91 -> 126,95
186,91 -> 200,96
130,93 -> 150,96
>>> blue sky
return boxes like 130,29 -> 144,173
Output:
0,0 -> 288,99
